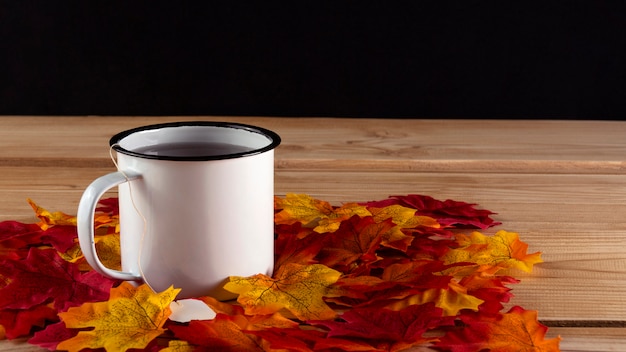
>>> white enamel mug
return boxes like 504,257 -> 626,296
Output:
77,121 -> 281,300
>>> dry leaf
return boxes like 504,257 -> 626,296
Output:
442,230 -> 543,275
57,282 -> 180,352
225,263 -> 341,320
437,306 -> 561,351
275,193 -> 371,233
27,199 -> 77,230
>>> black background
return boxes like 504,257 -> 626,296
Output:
2,1 -> 625,119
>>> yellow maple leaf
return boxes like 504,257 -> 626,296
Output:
58,244 -> 83,263
368,205 -> 440,249
369,204 -> 440,229
385,281 -> 484,316
224,263 -> 342,320
57,282 -> 180,352
28,199 -> 77,230
161,340 -> 195,352
94,213 -> 120,232
92,233 -> 122,270
59,233 -> 121,272
442,230 -> 543,275
275,194 -> 371,233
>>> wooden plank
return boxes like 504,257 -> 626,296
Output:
2,116 -> 626,173
0,167 -> 117,222
549,328 -> 626,351
5,168 -> 626,228
0,339 -> 42,352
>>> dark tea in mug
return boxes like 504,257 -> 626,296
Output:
133,142 -> 256,158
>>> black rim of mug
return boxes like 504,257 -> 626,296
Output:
109,121 -> 282,161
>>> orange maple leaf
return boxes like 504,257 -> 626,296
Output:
199,295 -> 299,331
274,227 -> 327,270
28,199 -> 118,232
169,297 -> 298,350
169,314 -> 269,351
437,306 -> 561,351
224,263 -> 341,320
28,199 -> 77,230
275,194 -> 371,233
441,230 -> 543,275
57,282 -> 180,352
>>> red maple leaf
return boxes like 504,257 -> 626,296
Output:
95,197 -> 120,215
326,275 -> 407,308
363,194 -> 500,229
169,314 -> 266,351
28,321 -> 77,351
39,225 -> 79,253
0,221 -> 80,259
310,303 -> 455,350
249,326 -> 380,352
0,220 -> 43,241
459,274 -> 519,317
0,248 -> 117,311
0,304 -> 58,339
274,224 -> 326,270
327,261 -> 455,310
406,231 -> 458,260
381,260 -> 453,290
244,327 -> 324,352
0,221 -> 45,260
316,216 -> 395,272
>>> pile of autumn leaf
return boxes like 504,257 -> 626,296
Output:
0,194 -> 561,352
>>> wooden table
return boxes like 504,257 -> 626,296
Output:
1,116 -> 625,351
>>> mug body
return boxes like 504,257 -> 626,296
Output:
112,122 -> 280,299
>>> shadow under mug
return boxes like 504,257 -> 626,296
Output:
77,121 -> 281,300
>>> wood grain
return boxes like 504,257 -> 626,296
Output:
1,116 -> 625,350
2,116 -> 626,171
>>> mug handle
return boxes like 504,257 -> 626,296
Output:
77,171 -> 143,281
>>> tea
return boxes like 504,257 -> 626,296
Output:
134,141 -> 255,157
